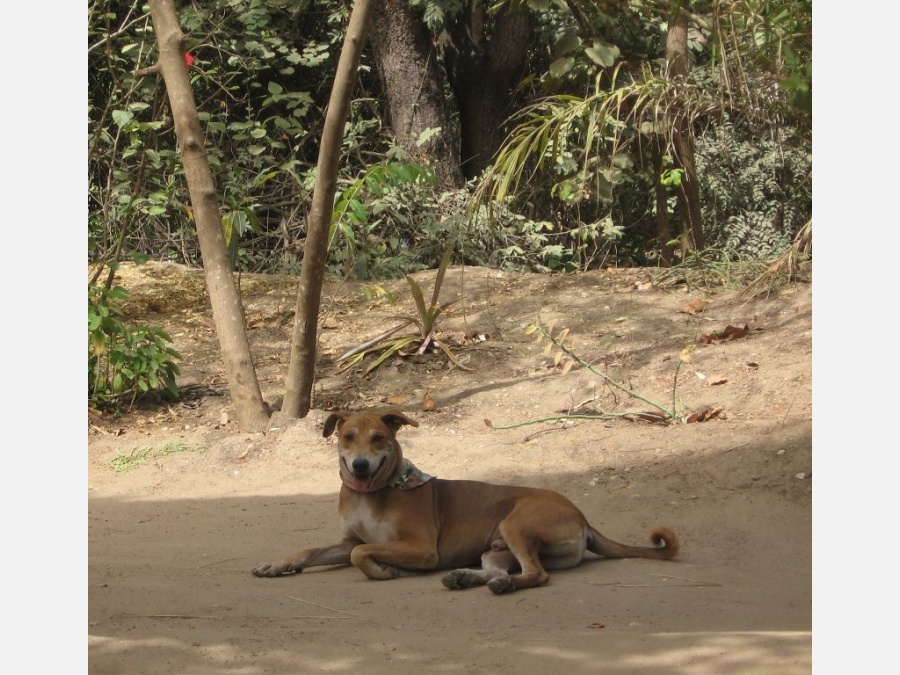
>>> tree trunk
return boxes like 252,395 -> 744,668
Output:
444,4 -> 529,180
369,0 -> 463,189
281,0 -> 376,419
652,142 -> 676,267
146,0 -> 269,433
666,2 -> 704,252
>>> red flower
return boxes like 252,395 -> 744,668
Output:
183,52 -> 195,68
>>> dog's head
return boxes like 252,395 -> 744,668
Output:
324,408 -> 419,493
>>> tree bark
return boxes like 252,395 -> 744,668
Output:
147,0 -> 269,433
281,0 -> 376,419
652,142 -> 676,266
444,4 -> 529,180
666,1 -> 704,251
369,0 -> 463,189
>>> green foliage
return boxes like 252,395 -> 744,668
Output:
89,0 -> 363,274
695,119 -> 811,260
473,64 -> 723,269
89,284 -> 181,410
329,162 -> 438,278
88,0 -> 812,279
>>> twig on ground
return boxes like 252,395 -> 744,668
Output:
196,558 -> 237,569
650,573 -> 722,587
117,613 -> 222,620
717,441 -> 750,455
287,595 -> 357,617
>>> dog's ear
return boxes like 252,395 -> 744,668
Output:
323,412 -> 351,438
381,410 -> 419,432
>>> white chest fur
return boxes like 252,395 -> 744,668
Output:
341,504 -> 397,544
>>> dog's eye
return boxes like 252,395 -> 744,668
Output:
343,431 -> 355,441
371,432 -> 384,442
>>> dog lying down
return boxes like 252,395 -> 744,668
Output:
252,408 -> 679,594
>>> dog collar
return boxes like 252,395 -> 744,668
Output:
390,458 -> 435,490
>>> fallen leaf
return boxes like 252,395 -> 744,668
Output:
708,375 -> 728,386
700,323 -> 750,344
745,362 -> 759,370
322,316 -> 340,329
679,299 -> 707,315
484,419 -> 494,429
422,392 -> 435,412
685,407 -> 725,423
386,394 -> 408,407
720,324 -> 749,340
589,622 -> 606,629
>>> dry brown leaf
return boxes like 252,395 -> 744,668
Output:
560,359 -> 574,375
686,407 -> 725,423
321,316 -> 340,329
700,323 -> 751,344
422,392 -> 435,412
679,299 -> 708,315
720,324 -> 749,340
386,394 -> 408,407
708,375 -> 728,386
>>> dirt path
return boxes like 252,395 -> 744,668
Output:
89,263 -> 812,673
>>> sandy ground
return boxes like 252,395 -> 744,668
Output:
88,263 -> 812,673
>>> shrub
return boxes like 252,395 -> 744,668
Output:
88,284 -> 181,410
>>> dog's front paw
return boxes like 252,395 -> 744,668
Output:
251,561 -> 301,577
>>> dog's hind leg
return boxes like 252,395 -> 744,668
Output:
441,548 -> 518,590
484,526 -> 551,594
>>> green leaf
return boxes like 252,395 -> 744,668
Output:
406,276 -> 428,325
584,40 -> 620,68
267,81 -> 283,95
365,337 -> 418,373
554,32 -> 581,57
112,110 -> 134,128
549,57 -> 575,79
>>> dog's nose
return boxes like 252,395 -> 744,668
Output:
351,458 -> 370,474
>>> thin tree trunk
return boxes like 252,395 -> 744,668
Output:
652,142 -> 675,266
281,0 -> 376,419
146,0 -> 269,432
666,2 -> 704,252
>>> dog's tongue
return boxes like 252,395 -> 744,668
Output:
350,476 -> 373,492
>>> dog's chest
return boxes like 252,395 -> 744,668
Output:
341,503 -> 398,544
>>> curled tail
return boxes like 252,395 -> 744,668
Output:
587,526 -> 679,560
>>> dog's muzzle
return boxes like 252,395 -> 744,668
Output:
344,456 -> 386,492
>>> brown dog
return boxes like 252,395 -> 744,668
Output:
252,408 -> 679,594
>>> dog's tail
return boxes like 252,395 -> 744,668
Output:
586,526 -> 679,560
